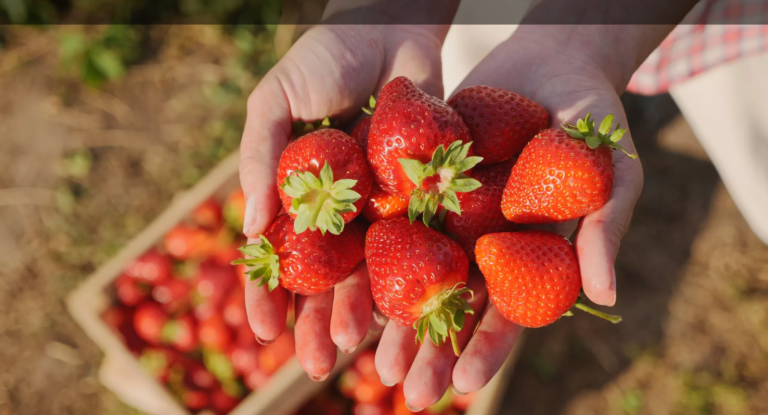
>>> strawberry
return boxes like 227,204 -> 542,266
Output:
223,188 -> 246,231
362,182 -> 409,223
244,366 -> 270,390
198,314 -> 233,352
114,273 -> 150,306
277,128 -> 372,235
367,77 -> 482,226
102,305 -> 147,354
445,159 -> 517,262
259,331 -> 295,375
234,214 -> 365,295
184,362 -> 219,390
210,387 -> 240,414
351,116 -> 372,151
152,278 -> 191,315
353,350 -> 378,382
191,262 -> 236,320
235,324 -> 256,348
501,113 -> 637,224
133,302 -> 169,345
164,225 -> 216,261
365,217 -> 473,356
339,366 -> 391,404
228,344 -> 260,376
181,389 -> 209,411
193,198 -> 223,229
475,230 -> 622,327
125,249 -> 172,286
163,313 -> 198,353
222,287 -> 247,328
353,402 -> 394,415
448,85 -> 549,165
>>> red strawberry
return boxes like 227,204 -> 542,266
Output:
277,128 -> 372,235
198,314 -> 233,352
445,159 -> 517,262
234,214 -> 365,295
448,86 -> 549,165
193,198 -> 223,229
210,387 -> 240,414
125,249 -> 171,286
102,305 -> 147,354
152,278 -> 191,314
259,331 -> 295,375
223,188 -> 246,231
475,231 -> 622,327
228,344 -> 260,376
501,113 -> 637,224
164,225 -> 216,260
185,362 -> 219,390
351,116 -> 372,151
163,313 -> 198,353
114,274 -> 150,306
235,324 -> 256,347
339,366 -> 391,404
365,217 -> 473,356
222,287 -> 247,328
367,77 -> 482,226
362,182 -> 409,223
353,350 -> 378,382
134,302 -> 169,345
191,263 -> 236,320
244,366 -> 270,390
181,389 -> 209,411
353,403 -> 394,415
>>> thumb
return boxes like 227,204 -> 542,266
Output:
574,151 -> 643,306
240,75 -> 292,238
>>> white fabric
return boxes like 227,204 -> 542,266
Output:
669,51 -> 768,244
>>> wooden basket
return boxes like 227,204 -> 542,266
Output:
65,150 -> 521,415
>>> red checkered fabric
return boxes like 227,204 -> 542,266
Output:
626,0 -> 768,95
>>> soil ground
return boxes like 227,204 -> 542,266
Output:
1,26 -> 767,415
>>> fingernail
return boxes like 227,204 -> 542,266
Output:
451,385 -> 467,396
380,379 -> 396,387
340,346 -> 357,354
242,195 -> 257,236
310,373 -> 329,382
255,335 -> 275,346
405,402 -> 424,412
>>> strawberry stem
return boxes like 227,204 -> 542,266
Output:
573,302 -> 622,324
449,328 -> 461,357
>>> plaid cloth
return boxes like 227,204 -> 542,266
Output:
626,0 -> 768,95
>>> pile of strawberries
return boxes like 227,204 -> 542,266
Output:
294,346 -> 474,415
240,76 -> 632,357
102,190 -> 295,414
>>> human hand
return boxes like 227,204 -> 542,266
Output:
239,23 -> 449,380
374,25 -> 645,410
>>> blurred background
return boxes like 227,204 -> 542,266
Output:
2,2 -> 768,415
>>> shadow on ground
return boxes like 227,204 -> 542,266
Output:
497,93 -> 722,415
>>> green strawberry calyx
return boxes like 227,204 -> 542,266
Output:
281,161 -> 361,235
399,140 -> 483,228
361,96 -> 376,115
562,293 -> 622,323
413,282 -> 475,357
561,113 -> 638,159
291,116 -> 333,137
232,236 -> 281,291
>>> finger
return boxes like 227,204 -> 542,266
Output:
294,290 -> 337,380
330,262 -> 373,353
240,73 -> 292,238
369,305 -> 389,336
402,273 -> 488,410
244,236 -> 288,344
575,134 -> 643,306
452,304 -> 524,394
375,322 -> 420,386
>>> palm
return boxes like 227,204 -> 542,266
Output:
239,24 -> 446,379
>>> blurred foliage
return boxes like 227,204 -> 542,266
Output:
619,389 -> 643,414
0,0 -> 284,24
676,371 -> 750,415
58,25 -> 143,87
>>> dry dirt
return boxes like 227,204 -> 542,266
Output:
1,26 -> 767,415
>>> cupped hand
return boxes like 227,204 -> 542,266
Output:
375,27 -> 644,410
239,24 -> 447,379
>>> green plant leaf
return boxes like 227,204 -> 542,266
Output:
89,48 -> 124,80
598,114 -> 614,135
585,135 -> 602,149
450,178 -> 482,193
398,158 -> 429,186
441,190 -> 461,215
